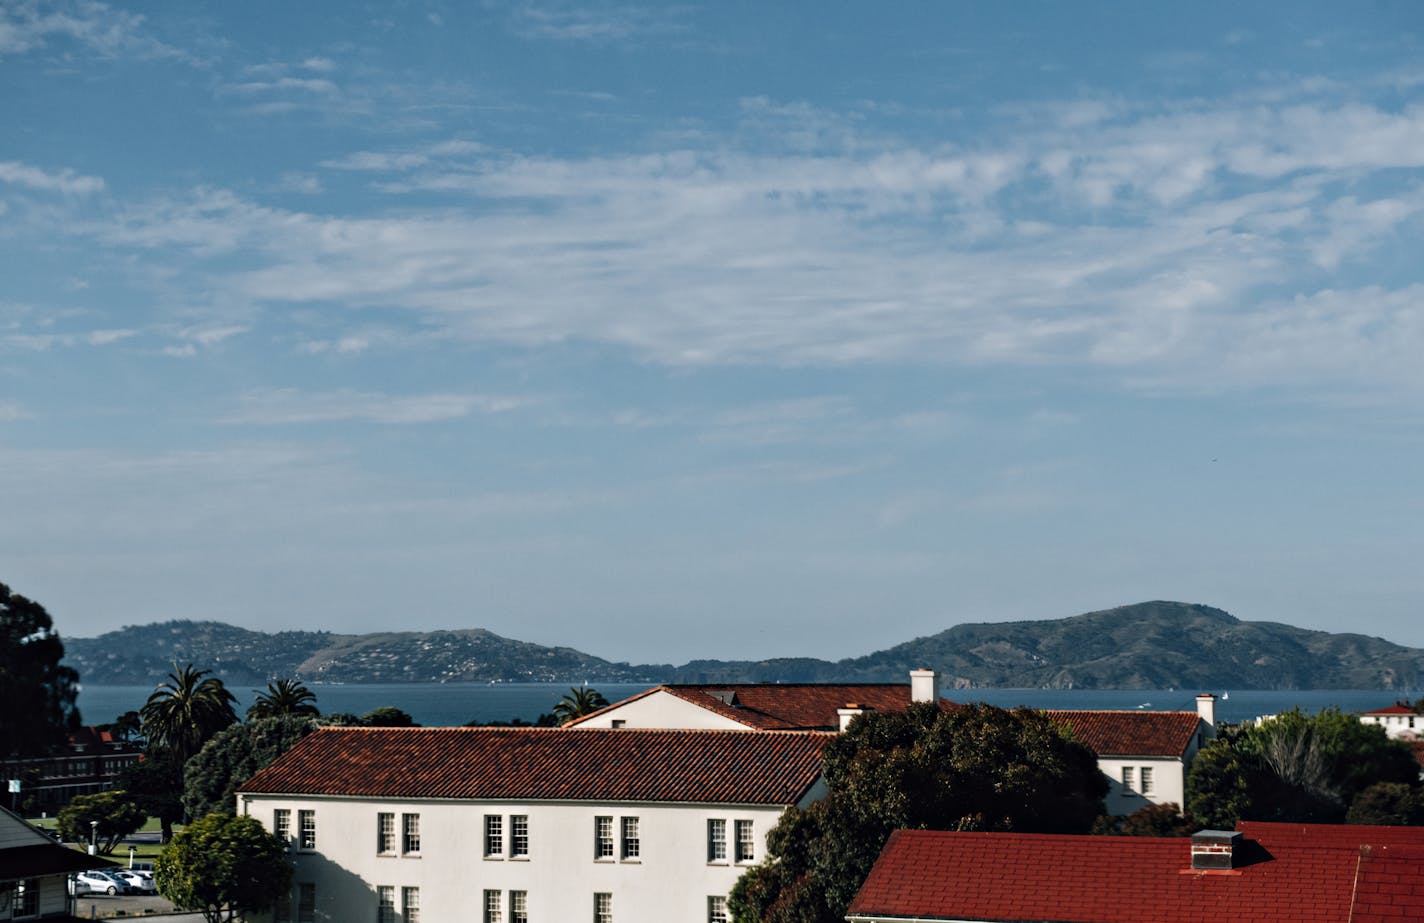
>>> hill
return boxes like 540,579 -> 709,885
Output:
62,602 -> 1424,690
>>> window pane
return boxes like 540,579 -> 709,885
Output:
299,810 -> 316,850
511,815 -> 529,857
595,816 -> 614,859
1140,766 -> 1154,794
403,813 -> 421,854
511,890 -> 528,923
274,809 -> 291,848
486,814 -> 504,857
402,886 -> 420,923
378,885 -> 396,923
708,895 -> 729,923
708,819 -> 727,862
735,820 -> 755,862
620,816 -> 640,859
484,889 -> 502,923
378,813 -> 395,854
297,883 -> 316,923
1121,766 -> 1134,793
594,892 -> 612,923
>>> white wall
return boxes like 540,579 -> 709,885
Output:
572,691 -> 747,730
242,794 -> 789,923
1361,713 -> 1421,740
1097,757 -> 1186,815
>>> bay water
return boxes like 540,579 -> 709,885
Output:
75,682 -> 1403,729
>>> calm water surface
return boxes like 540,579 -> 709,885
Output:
75,683 -> 1403,728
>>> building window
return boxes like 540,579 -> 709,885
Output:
13,878 -> 39,917
485,814 -> 504,857
511,815 -> 529,857
484,889 -> 502,923
402,886 -> 420,923
594,892 -> 612,923
378,812 -> 396,854
298,810 -> 316,850
708,895 -> 729,923
511,890 -> 528,923
610,719 -> 626,729
620,816 -> 640,860
402,813 -> 421,854
595,816 -> 614,859
378,886 -> 397,923
735,820 -> 755,863
1140,766 -> 1154,795
707,819 -> 727,862
274,809 -> 291,849
1121,766 -> 1135,793
297,883 -> 316,923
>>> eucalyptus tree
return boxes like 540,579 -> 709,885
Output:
0,581 -> 81,760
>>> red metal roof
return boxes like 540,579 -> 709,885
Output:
1045,709 -> 1202,758
568,683 -> 955,730
846,824 -> 1424,923
237,727 -> 830,805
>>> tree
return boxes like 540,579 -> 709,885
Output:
1094,802 -> 1197,837
57,790 -> 146,854
117,751 -> 186,844
729,703 -> 1107,923
141,664 -> 239,768
183,715 -> 318,819
1186,709 -> 1420,828
361,706 -> 418,727
106,710 -> 144,742
552,687 -> 609,724
155,812 -> 292,923
0,581 -> 81,760
246,679 -> 319,721
1346,782 -> 1424,825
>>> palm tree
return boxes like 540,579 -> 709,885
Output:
140,663 -> 239,767
247,679 -> 320,721
552,687 -> 610,725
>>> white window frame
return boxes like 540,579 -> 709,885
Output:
485,814 -> 504,858
377,812 -> 395,855
402,886 -> 420,923
377,885 -> 397,923
511,890 -> 528,923
298,810 -> 316,851
1140,766 -> 1154,795
1121,766 -> 1135,793
620,816 -> 640,860
708,895 -> 729,923
708,818 -> 727,862
484,889 -> 503,923
594,891 -> 613,923
595,815 -> 614,860
511,814 -> 529,858
402,813 -> 421,855
274,809 -> 291,850
735,819 -> 755,863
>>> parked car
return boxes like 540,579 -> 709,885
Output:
74,871 -> 124,895
113,869 -> 155,893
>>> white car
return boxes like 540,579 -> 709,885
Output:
113,869 -> 156,893
73,871 -> 121,895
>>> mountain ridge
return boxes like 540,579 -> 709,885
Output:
62,601 -> 1424,690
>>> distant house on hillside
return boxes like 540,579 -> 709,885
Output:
1,805 -> 115,919
566,669 -> 953,731
1047,695 -> 1217,815
1360,702 -> 1420,740
845,821 -> 1424,923
236,726 -> 831,923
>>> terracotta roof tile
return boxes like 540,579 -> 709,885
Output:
570,683 -> 955,730
237,727 -> 830,805
1360,703 -> 1417,716
846,825 -> 1423,923
1045,710 -> 1202,757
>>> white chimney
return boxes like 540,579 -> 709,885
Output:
910,669 -> 938,704
837,704 -> 867,731
1196,693 -> 1217,728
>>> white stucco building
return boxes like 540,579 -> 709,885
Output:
1359,702 -> 1421,740
1046,694 -> 1217,815
237,727 -> 831,923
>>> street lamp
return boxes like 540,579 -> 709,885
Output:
89,820 -> 98,856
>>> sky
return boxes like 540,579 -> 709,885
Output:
3,1 -> 1423,664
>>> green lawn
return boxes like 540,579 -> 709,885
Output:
25,814 -> 177,862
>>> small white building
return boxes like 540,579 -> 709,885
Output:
237,727 -> 831,923
567,670 -> 949,732
1359,702 -> 1421,740
1046,695 -> 1217,816
0,804 -> 116,920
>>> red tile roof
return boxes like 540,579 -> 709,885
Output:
568,683 -> 955,730
846,824 -> 1424,923
1360,702 -> 1417,716
1238,821 -> 1424,848
1045,709 -> 1202,758
237,727 -> 830,805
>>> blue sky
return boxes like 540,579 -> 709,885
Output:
3,1 -> 1423,663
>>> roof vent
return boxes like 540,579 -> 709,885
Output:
1190,830 -> 1241,870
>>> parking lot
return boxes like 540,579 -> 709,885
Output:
70,891 -> 200,920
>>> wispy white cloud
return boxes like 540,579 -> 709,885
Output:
223,388 -> 532,425
511,2 -> 690,42
0,401 -> 29,422
0,0 -> 188,62
0,160 -> 104,194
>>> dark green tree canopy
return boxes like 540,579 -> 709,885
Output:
0,581 -> 80,759
141,663 -> 239,766
155,813 -> 292,923
246,679 -> 319,721
730,703 -> 1108,923
360,706 -> 418,727
1186,708 -> 1420,828
183,715 -> 318,820
118,750 -> 185,843
57,790 -> 147,854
